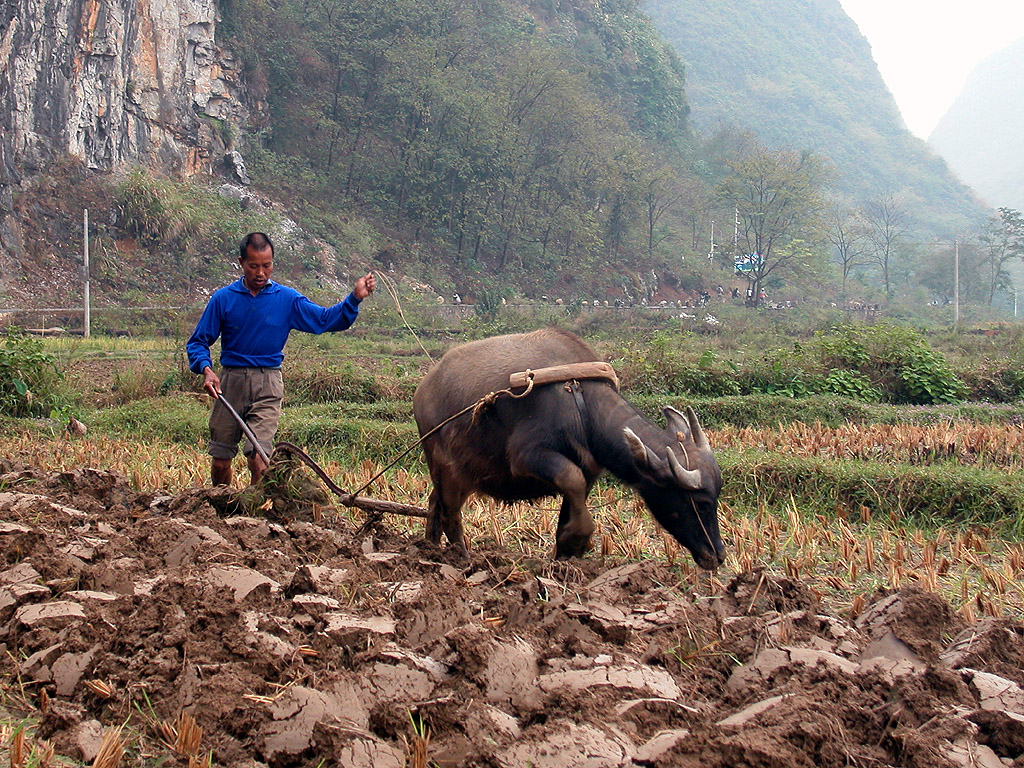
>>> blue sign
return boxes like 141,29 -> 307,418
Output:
735,253 -> 762,273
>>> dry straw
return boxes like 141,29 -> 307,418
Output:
90,727 -> 125,768
158,710 -> 203,758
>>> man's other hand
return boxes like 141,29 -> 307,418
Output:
203,367 -> 222,398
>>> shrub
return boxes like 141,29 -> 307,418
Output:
813,323 -> 967,405
615,333 -> 742,398
116,169 -> 171,244
895,346 -> 969,404
957,358 -> 1024,403
721,452 -> 1024,533
676,394 -> 874,429
0,329 -> 65,417
87,394 -> 208,443
823,369 -> 881,402
114,167 -> 271,262
742,345 -> 822,398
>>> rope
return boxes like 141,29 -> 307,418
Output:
374,269 -> 434,364
272,268 -> 545,511
272,371 -> 537,505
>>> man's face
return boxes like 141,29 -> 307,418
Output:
241,246 -> 274,292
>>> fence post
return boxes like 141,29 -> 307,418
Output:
83,209 -> 91,337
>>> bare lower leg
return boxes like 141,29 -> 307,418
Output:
247,453 -> 267,485
211,458 -> 233,486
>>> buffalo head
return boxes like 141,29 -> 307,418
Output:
623,406 -> 725,570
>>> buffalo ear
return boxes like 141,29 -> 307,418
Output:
623,427 -> 650,469
663,406 -> 692,441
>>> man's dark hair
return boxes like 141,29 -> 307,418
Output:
239,232 -> 274,260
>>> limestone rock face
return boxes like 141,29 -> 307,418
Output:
0,0 -> 257,182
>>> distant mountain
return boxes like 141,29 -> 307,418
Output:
929,38 -> 1024,214
640,0 -> 989,235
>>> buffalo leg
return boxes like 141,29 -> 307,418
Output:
513,450 -> 594,558
555,492 -> 595,558
425,464 -> 468,553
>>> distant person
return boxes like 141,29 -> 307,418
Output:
187,232 -> 376,486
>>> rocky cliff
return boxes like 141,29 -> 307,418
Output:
0,0 -> 255,193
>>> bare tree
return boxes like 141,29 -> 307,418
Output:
641,162 -> 689,260
862,192 -> 910,299
826,203 -> 866,298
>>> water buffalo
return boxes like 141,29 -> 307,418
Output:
412,328 -> 725,569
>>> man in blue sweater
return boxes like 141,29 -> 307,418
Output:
187,232 -> 376,486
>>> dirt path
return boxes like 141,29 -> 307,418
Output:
2,461 -> 1023,767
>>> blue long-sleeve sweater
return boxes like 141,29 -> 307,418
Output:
186,279 -> 361,374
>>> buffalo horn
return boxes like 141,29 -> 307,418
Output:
685,406 -> 711,452
667,448 -> 703,490
623,427 -> 651,469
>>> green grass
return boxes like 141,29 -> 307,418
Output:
13,325 -> 1024,533
721,451 -> 1024,535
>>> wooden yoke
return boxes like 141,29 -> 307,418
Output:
509,361 -> 620,391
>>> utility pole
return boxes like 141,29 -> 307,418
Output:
83,209 -> 91,338
953,239 -> 959,329
708,220 -> 715,262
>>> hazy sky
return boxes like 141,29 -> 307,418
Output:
837,1 -> 1024,139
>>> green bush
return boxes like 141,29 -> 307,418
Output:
896,346 -> 968,404
114,167 -> 270,260
675,394 -> 875,429
0,329 -> 66,417
615,332 -> 742,398
957,358 -> 1024,403
281,414 -> 420,467
813,323 -> 967,405
474,286 -> 505,320
742,345 -> 823,398
115,168 -> 171,244
823,369 -> 881,402
88,394 -> 208,443
611,323 -> 968,406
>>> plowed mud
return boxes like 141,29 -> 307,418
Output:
2,460 -> 1023,768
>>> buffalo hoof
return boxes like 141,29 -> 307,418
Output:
554,539 -> 592,560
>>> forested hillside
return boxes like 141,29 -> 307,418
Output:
215,0 -> 695,298
640,0 -> 988,235
4,0 -> 1020,316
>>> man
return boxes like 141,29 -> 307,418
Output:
187,232 -> 376,486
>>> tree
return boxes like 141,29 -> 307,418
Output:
862,192 -> 910,300
716,143 -> 827,306
979,207 -> 1024,305
826,202 -> 867,299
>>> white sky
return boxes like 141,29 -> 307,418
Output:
838,0 -> 1024,138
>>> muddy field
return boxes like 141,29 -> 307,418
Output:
3,459 -> 1024,768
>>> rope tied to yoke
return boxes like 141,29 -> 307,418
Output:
471,370 -> 535,424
